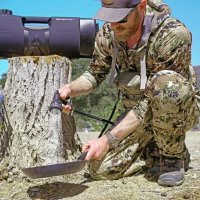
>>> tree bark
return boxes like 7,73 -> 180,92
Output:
1,55 -> 82,174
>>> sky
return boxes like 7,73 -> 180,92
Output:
0,0 -> 199,76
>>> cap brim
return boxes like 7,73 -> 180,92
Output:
93,7 -> 133,23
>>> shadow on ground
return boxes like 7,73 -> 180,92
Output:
27,181 -> 89,199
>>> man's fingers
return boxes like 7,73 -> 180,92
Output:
62,104 -> 72,113
82,143 -> 94,161
84,149 -> 94,161
58,89 -> 66,99
58,86 -> 70,100
82,143 -> 90,152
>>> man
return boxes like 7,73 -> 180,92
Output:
59,0 -> 200,186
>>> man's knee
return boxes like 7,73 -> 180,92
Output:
146,70 -> 196,130
146,70 -> 195,105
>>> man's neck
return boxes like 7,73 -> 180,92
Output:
126,14 -> 145,49
126,24 -> 143,49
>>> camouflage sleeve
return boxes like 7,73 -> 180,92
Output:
150,18 -> 192,78
82,23 -> 114,88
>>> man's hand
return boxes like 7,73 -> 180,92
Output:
58,76 -> 94,113
82,135 -> 110,161
58,84 -> 72,113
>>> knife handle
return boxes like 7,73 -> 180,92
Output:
77,152 -> 88,160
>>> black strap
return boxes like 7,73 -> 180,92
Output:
98,90 -> 120,138
74,109 -> 114,125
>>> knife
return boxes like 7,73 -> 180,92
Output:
22,152 -> 88,179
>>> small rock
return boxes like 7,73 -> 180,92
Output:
83,172 -> 91,179
12,169 -> 19,176
183,194 -> 190,199
161,192 -> 168,197
0,175 -> 3,181
192,174 -> 197,179
2,172 -> 9,180
7,177 -> 14,183
0,167 -> 9,181
8,171 -> 13,176
122,180 -> 126,184
24,177 -> 32,182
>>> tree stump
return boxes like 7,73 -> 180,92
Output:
1,55 -> 82,175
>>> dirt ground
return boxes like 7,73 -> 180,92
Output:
0,131 -> 200,200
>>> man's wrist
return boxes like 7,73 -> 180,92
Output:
105,132 -> 120,149
65,84 -> 72,96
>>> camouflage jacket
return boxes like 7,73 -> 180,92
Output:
83,0 -> 192,86
82,0 -> 195,119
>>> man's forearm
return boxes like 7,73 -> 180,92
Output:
109,109 -> 141,141
63,75 -> 94,97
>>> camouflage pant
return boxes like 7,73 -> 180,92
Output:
88,70 -> 199,180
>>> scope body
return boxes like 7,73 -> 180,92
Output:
0,9 -> 98,58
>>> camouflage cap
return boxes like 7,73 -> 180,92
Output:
93,0 -> 141,22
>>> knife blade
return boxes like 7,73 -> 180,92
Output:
22,152 -> 88,179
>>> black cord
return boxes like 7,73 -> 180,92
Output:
98,91 -> 120,138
